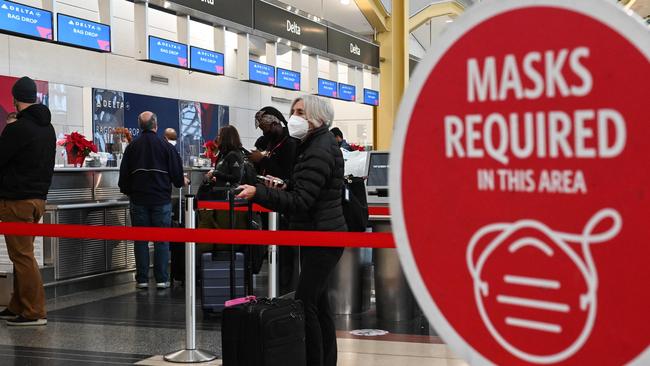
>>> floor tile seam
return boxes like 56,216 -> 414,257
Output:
0,345 -> 149,359
337,340 -> 457,359
0,351 -> 143,363
337,350 -> 458,361
46,318 -> 220,330
47,315 -> 191,325
0,353 -> 141,365
42,318 -> 221,331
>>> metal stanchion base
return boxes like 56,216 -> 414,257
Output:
164,349 -> 217,363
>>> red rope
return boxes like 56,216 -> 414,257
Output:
0,222 -> 395,249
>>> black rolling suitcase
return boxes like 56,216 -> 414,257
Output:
222,298 -> 306,366
200,187 -> 254,313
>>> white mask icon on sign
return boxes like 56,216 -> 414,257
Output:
466,208 -> 621,364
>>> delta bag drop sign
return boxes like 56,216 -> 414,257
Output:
389,1 -> 650,365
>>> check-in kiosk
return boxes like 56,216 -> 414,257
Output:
366,152 -> 418,321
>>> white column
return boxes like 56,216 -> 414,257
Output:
213,26 -> 226,54
177,15 -> 190,44
351,66 -> 363,102
329,60 -> 339,82
308,54 -> 319,94
292,49 -> 303,91
41,0 -> 56,39
133,1 -> 149,60
265,42 -> 277,66
98,0 -> 114,50
237,33 -> 250,80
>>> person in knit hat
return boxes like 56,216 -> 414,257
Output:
0,76 -> 55,326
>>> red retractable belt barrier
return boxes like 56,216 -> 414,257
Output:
368,206 -> 390,216
0,222 -> 395,249
197,201 -> 272,212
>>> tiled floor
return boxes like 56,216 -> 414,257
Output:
0,281 -> 464,365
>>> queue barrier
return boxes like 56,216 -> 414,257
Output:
0,195 -> 393,363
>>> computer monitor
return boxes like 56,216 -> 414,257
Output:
365,151 -> 389,192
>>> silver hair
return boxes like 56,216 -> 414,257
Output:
301,95 -> 334,128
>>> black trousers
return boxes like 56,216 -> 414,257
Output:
295,246 -> 344,366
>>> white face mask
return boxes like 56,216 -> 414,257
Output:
287,115 -> 309,140
168,140 -> 177,146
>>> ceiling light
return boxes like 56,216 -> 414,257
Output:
287,41 -> 292,46
341,0 -> 350,4
286,6 -> 291,10
163,1 -> 171,8
445,19 -> 454,23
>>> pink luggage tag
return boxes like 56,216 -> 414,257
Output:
225,296 -> 257,307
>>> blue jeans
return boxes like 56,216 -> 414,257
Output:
130,203 -> 172,283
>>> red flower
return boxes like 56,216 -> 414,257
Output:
58,132 -> 98,158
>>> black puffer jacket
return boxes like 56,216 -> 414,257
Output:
253,126 -> 347,232
0,104 -> 56,200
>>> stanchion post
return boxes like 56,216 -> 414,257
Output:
164,195 -> 217,363
268,212 -> 279,298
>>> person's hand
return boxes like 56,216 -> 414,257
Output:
183,176 -> 191,187
264,175 -> 286,190
236,185 -> 257,200
249,150 -> 265,163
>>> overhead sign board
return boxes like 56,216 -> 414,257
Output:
190,46 -> 224,75
0,0 -> 52,40
363,88 -> 379,106
248,60 -> 275,85
317,78 -> 337,98
275,68 -> 301,91
390,0 -> 650,365
338,83 -> 356,102
148,36 -> 188,68
167,0 -> 253,28
327,27 -> 379,68
254,0 -> 327,51
57,13 -> 111,52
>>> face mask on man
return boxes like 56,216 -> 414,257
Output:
168,140 -> 177,146
287,115 -> 309,140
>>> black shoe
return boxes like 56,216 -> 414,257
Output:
6,316 -> 47,326
0,308 -> 17,320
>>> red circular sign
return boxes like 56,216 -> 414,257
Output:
390,1 -> 650,365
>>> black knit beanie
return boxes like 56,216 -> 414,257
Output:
12,76 -> 37,103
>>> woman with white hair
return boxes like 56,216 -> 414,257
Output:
238,95 -> 346,366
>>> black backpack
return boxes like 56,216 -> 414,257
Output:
239,150 -> 258,186
341,176 -> 369,232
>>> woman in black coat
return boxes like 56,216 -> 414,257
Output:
238,95 -> 346,366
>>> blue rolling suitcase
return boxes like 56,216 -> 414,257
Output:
201,252 -> 245,312
200,187 -> 254,313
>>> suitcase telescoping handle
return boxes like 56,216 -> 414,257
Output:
226,184 -> 253,300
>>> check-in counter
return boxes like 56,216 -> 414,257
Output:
32,167 -> 207,297
369,205 -> 418,321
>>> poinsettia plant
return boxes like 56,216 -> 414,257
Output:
348,143 -> 366,152
203,140 -> 218,164
57,132 -> 98,158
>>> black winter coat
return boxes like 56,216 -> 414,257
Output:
253,126 -> 347,232
253,128 -> 298,182
0,104 -> 56,200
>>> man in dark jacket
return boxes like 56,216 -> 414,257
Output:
0,77 -> 55,326
119,112 -> 187,289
